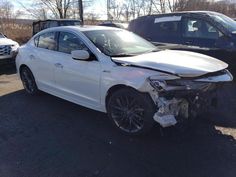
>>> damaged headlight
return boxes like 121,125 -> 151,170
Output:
149,79 -> 167,91
11,43 -> 19,52
149,74 -> 180,91
149,75 -> 211,91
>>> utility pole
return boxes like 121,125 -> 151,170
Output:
79,0 -> 84,24
107,0 -> 110,21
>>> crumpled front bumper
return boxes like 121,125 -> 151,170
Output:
147,69 -> 233,128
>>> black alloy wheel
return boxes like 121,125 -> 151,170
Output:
20,67 -> 39,95
107,88 -> 156,135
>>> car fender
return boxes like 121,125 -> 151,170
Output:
100,64 -> 163,112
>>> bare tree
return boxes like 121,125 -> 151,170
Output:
18,0 -> 93,20
172,0 -> 236,17
0,0 -> 31,44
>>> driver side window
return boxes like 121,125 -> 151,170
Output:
58,32 -> 88,54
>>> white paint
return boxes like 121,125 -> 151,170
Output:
113,50 -> 228,77
71,50 -> 90,60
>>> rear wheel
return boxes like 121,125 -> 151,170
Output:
107,88 -> 156,135
20,66 -> 39,95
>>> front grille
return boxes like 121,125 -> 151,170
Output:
0,45 -> 11,56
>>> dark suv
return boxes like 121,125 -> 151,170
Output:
129,11 -> 236,76
33,19 -> 81,35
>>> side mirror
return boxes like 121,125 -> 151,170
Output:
71,50 -> 90,60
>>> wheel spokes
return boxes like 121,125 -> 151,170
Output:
111,95 -> 145,133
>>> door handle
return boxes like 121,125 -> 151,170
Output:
54,63 -> 63,69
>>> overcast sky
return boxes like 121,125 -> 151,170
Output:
11,0 -> 107,19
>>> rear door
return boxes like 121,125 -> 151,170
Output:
29,31 -> 57,90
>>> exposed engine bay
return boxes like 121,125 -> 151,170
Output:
145,69 -> 232,127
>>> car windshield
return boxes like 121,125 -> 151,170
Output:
83,29 -> 157,57
210,13 -> 236,33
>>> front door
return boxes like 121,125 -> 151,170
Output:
53,31 -> 101,108
180,17 -> 227,57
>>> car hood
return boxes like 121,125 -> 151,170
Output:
0,38 -> 18,46
112,50 -> 228,77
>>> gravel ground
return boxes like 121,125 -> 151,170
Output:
0,65 -> 236,177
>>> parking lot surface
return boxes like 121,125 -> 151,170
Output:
0,65 -> 236,177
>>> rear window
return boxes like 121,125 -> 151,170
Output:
38,32 -> 57,51
149,18 -> 181,44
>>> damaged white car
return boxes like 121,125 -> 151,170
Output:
16,26 -> 233,135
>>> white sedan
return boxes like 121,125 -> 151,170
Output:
16,26 -> 233,135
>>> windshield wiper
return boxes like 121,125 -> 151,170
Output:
110,49 -> 160,57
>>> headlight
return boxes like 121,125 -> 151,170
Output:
11,43 -> 19,51
149,75 -> 210,91
148,74 -> 180,91
149,79 -> 167,91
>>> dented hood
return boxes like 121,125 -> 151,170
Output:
112,50 -> 228,77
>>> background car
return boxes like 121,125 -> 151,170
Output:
0,32 -> 19,65
128,11 -> 236,76
33,19 -> 82,35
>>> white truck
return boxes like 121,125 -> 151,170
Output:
0,33 -> 19,64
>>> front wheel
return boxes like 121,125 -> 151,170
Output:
20,66 -> 39,95
107,88 -> 156,135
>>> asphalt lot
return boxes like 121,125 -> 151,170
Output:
0,64 -> 236,177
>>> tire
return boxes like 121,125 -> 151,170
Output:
20,66 -> 39,95
107,88 -> 156,135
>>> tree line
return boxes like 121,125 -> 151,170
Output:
0,0 -> 236,22
107,0 -> 236,21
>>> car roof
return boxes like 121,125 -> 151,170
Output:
76,25 -> 120,31
35,25 -> 122,35
61,25 -> 120,31
134,11 -> 222,20
154,11 -> 220,15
